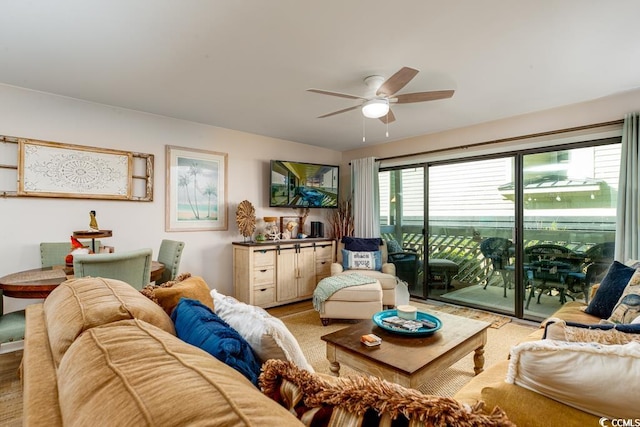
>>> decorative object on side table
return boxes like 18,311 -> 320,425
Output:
89,210 -> 99,231
235,200 -> 256,242
264,216 -> 280,241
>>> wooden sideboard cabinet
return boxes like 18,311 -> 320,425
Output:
232,238 -> 336,308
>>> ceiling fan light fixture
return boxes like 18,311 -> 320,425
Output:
362,99 -> 389,119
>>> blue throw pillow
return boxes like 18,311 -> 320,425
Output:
342,249 -> 382,271
386,239 -> 404,254
584,261 -> 637,319
171,298 -> 262,386
342,237 -> 382,252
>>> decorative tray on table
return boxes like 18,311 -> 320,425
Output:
372,309 -> 442,336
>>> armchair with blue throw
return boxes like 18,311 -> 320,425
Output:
330,237 -> 398,307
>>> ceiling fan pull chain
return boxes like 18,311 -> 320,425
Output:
386,113 -> 389,137
362,116 -> 366,142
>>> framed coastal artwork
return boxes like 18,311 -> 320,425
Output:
165,145 -> 228,231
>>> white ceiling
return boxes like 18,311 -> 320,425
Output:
2,1 -> 640,152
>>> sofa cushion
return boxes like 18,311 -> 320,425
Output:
544,318 -> 640,344
56,319 -> 302,427
171,298 -> 262,386
584,261 -> 637,318
506,339 -> 640,419
43,277 -> 175,366
210,289 -> 313,371
607,268 -> 640,324
143,274 -> 215,315
341,249 -> 382,271
260,359 -> 514,427
341,236 -> 382,252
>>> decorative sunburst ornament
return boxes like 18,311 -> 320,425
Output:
236,200 -> 256,241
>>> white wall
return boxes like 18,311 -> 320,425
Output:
342,88 -> 640,164
0,84 -> 341,312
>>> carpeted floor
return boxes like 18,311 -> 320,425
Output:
0,350 -> 23,427
278,306 -> 537,397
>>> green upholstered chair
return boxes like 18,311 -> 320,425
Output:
40,241 -> 101,267
156,239 -> 185,285
0,291 -> 25,346
73,248 -> 153,290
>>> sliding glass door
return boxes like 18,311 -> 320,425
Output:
427,157 -> 517,316
379,137 -> 621,320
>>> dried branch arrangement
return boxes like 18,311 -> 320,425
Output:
328,199 -> 354,239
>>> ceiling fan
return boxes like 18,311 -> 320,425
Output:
307,66 -> 454,124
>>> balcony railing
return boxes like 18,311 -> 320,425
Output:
381,225 -> 613,288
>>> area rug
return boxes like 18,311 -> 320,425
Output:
411,300 -> 512,329
279,309 -> 537,397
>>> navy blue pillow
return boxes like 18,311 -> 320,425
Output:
342,237 -> 382,252
584,261 -> 637,319
171,298 -> 262,386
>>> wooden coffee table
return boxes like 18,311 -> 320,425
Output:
320,311 -> 490,389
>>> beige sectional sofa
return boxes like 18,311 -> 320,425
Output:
455,269 -> 640,427
23,276 -> 515,426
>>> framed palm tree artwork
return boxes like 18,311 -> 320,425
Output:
165,145 -> 228,231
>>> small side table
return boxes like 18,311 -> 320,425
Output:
73,230 -> 113,253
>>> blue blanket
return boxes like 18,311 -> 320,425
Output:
313,273 -> 377,313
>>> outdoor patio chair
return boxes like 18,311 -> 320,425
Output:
479,237 -> 513,297
524,243 -> 582,309
565,242 -> 615,303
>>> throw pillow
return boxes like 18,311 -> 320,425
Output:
543,318 -> 640,345
607,269 -> 640,324
507,339 -> 640,419
141,273 -> 215,316
171,298 -> 262,386
260,359 -> 514,426
210,289 -> 313,372
584,261 -> 637,319
341,237 -> 381,252
341,249 -> 382,271
385,239 -> 404,254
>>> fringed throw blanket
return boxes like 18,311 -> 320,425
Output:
259,359 -> 515,427
313,273 -> 377,313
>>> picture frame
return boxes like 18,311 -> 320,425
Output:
165,145 -> 228,231
280,216 -> 301,240
18,139 -> 133,199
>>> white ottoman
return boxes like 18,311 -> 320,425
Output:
319,280 -> 382,326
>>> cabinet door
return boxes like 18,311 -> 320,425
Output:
296,246 -> 317,298
276,248 -> 298,302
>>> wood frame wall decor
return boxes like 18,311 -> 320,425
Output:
0,135 -> 154,201
165,145 -> 228,231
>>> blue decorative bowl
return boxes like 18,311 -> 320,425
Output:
372,309 -> 442,336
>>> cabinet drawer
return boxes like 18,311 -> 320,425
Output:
315,245 -> 334,260
253,249 -> 275,267
253,286 -> 275,307
316,259 -> 332,276
253,267 -> 275,286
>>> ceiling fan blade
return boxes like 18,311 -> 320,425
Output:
307,88 -> 366,100
393,90 -> 455,104
317,105 -> 360,118
376,67 -> 419,97
379,109 -> 396,124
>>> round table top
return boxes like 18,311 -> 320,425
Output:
0,261 -> 164,299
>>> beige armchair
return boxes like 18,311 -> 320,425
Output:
331,240 -> 398,307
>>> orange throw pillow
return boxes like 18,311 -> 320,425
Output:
151,275 -> 215,315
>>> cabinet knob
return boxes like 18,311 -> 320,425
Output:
260,269 -> 267,272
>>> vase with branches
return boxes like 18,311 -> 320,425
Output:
328,199 -> 354,239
